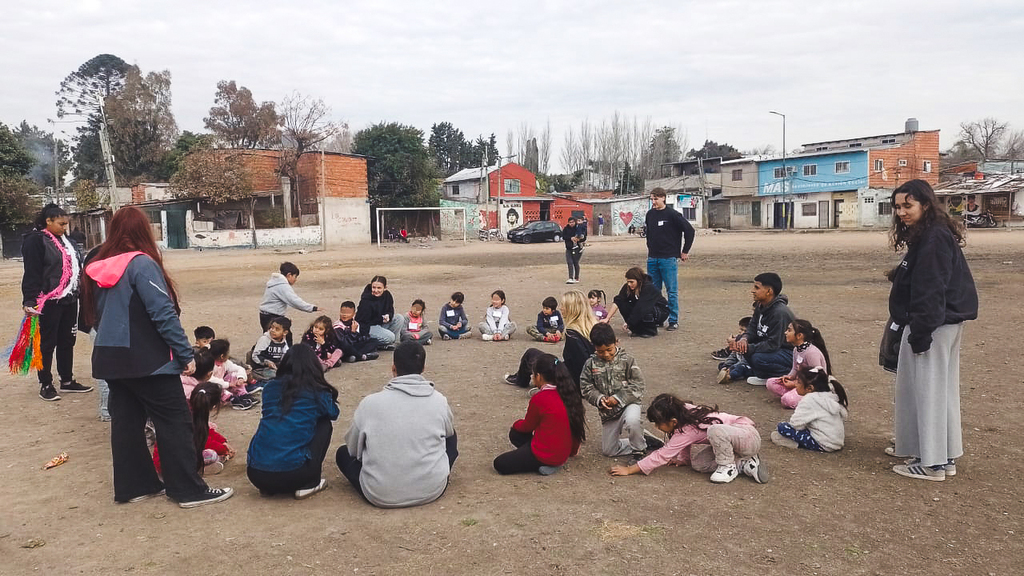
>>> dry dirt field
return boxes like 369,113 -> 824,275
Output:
1,230 -> 1022,576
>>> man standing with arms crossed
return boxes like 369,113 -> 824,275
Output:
644,188 -> 695,331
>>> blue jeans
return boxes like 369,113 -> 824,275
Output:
777,422 -> 823,452
438,325 -> 471,338
646,257 -> 679,324
729,348 -> 793,380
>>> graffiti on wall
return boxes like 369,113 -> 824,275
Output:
440,199 -> 486,234
611,198 -> 649,235
501,202 -> 523,234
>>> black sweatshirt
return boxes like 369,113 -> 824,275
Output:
888,225 -> 978,353
645,207 -> 695,258
355,284 -> 395,336
743,294 -> 795,355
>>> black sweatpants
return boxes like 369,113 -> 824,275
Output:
493,428 -> 544,475
513,348 -> 545,387
247,418 -> 334,495
336,432 -> 460,500
37,297 -> 78,386
108,373 -> 208,503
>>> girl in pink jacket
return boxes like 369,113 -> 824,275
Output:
765,319 -> 832,409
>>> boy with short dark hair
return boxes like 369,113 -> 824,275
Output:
526,296 -> 565,343
251,316 -> 291,380
336,341 -> 458,508
194,326 -> 215,349
258,262 -> 319,345
580,323 -> 658,460
333,301 -> 379,363
438,292 -> 471,340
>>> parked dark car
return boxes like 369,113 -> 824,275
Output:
507,220 -> 562,243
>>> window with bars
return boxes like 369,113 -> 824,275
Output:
731,169 -> 743,181
835,161 -> 851,174
803,164 -> 817,176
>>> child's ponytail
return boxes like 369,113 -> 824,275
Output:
189,381 -> 222,474
533,354 -> 587,445
588,289 -> 606,306
646,393 -> 722,432
797,367 -> 849,408
793,319 -> 833,375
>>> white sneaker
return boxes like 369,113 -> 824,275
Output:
710,463 -> 738,483
770,431 -> 799,449
482,333 -> 493,341
566,278 -> 575,284
295,478 -> 328,499
746,376 -> 766,386
739,455 -> 770,484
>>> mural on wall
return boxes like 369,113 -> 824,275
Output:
501,202 -> 523,234
612,198 -> 649,235
440,199 -> 486,234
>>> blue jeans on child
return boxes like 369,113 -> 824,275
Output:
729,348 -> 793,380
646,257 -> 679,324
777,422 -> 823,451
438,325 -> 472,338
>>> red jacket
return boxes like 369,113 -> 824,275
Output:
512,388 -> 579,466
153,426 -> 229,474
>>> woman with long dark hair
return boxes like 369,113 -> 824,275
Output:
603,266 -> 669,337
20,203 -> 91,401
247,344 -> 340,499
82,206 -> 232,508
887,180 -> 978,481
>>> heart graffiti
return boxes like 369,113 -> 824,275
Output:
618,211 -> 633,227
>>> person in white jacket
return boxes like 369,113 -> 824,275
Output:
478,290 -> 517,341
771,367 -> 848,452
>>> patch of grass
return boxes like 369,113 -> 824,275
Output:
461,518 -> 478,526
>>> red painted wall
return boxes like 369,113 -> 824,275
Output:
487,163 -> 537,199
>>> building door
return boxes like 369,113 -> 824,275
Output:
833,200 -> 843,228
773,202 -> 791,229
166,210 -> 187,249
708,201 -> 729,228
751,201 -> 761,227
818,201 -> 830,228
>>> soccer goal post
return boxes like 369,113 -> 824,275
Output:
375,206 -> 467,246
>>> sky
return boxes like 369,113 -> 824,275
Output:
3,0 -> 1023,172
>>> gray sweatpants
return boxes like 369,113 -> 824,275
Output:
477,321 -> 517,337
894,323 -> 965,467
601,403 -> 645,456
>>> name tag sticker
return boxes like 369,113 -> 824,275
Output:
492,310 -> 503,317
446,310 -> 455,317
890,321 -> 901,330
550,315 -> 560,325
658,220 -> 665,226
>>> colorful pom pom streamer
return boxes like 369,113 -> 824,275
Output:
7,315 -> 42,375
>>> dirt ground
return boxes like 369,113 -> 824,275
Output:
1,230 -> 1022,575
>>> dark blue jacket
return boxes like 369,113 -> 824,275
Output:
247,378 -> 340,472
535,310 -> 565,334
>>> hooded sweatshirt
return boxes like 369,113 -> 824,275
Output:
344,373 -> 455,508
744,293 -> 795,355
258,273 -> 316,316
787,391 -> 847,452
86,252 -> 193,380
355,283 -> 395,335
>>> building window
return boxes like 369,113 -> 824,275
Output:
874,159 -> 884,172
803,164 -> 817,176
451,185 -> 460,196
731,169 -> 743,181
801,202 -> 817,216
504,179 -> 521,194
680,207 -> 697,221
881,138 -> 896,144
835,161 -> 851,174
773,166 -> 794,179
878,202 -> 893,216
898,159 -> 908,167
816,146 -> 829,151
923,161 -> 932,173
848,142 -> 862,148
732,201 -> 750,215
863,196 -> 875,203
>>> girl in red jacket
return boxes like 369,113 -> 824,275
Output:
493,353 -> 586,475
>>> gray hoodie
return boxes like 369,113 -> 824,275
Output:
788,391 -> 848,452
258,272 -> 316,316
345,374 -> 455,508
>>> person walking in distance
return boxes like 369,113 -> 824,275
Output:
644,188 -> 695,331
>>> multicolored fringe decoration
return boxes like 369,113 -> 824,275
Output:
6,229 -> 74,375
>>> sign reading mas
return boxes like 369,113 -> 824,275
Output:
758,150 -> 868,196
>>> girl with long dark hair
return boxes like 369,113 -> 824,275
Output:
603,266 -> 669,337
82,206 -> 232,508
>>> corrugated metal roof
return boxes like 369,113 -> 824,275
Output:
444,165 -> 501,183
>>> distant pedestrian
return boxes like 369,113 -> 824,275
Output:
644,188 -> 695,331
598,214 -> 605,236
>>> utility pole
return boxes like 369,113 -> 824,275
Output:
98,97 -> 119,210
769,111 -> 787,230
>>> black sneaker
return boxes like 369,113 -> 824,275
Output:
344,355 -> 358,363
362,352 -> 380,361
231,396 -> 255,411
60,380 -> 94,393
39,384 -> 61,401
710,348 -> 730,361
245,381 -> 264,395
643,430 -> 665,451
178,487 -> 234,509
503,374 -> 518,386
666,323 -> 679,332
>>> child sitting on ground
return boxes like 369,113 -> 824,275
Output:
438,292 -> 471,340
400,299 -> 435,345
588,290 -> 608,322
303,315 -> 345,370
333,301 -> 380,363
526,296 -> 565,343
712,316 -> 750,363
580,323 -> 657,459
194,325 -> 215,349
479,290 -> 517,341
610,393 -> 770,484
251,316 -> 291,381
209,339 -> 260,410
765,320 -> 832,409
181,347 -> 232,404
493,353 -> 586,475
772,367 -> 848,452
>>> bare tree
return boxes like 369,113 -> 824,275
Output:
744,144 -> 776,157
322,122 -> 353,154
539,121 -> 552,174
959,117 -> 1008,161
505,130 -> 515,165
278,92 -> 339,216
1002,129 -> 1024,160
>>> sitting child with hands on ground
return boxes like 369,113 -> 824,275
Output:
478,290 -> 517,341
493,353 -> 586,475
258,262 -> 319,346
764,319 -> 832,408
772,367 -> 848,452
580,323 -> 660,460
400,299 -> 434,345
527,296 -> 565,343
610,393 -> 770,484
333,301 -> 379,363
302,315 -> 345,370
588,289 -> 608,322
251,316 -> 291,381
438,291 -> 471,340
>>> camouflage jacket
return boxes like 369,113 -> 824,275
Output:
580,348 -> 645,423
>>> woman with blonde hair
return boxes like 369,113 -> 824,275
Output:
560,290 -> 597,393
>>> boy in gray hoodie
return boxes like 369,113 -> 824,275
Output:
336,341 -> 458,508
258,262 -> 320,345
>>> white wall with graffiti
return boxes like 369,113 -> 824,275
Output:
609,197 -> 649,235
440,199 -> 487,236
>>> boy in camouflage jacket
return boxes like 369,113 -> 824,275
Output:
580,323 -> 649,458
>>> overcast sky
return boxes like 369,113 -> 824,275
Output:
3,0 -> 1022,171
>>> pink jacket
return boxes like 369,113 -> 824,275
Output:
787,343 -> 828,378
637,408 -> 754,475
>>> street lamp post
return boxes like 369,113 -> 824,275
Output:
769,110 -> 787,230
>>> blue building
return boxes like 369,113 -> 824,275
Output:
756,150 -> 869,229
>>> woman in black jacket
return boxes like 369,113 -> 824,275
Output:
887,180 -> 978,482
20,204 -> 91,401
562,217 -> 584,284
355,275 -> 404,349
559,290 -> 597,393
604,266 -> 669,337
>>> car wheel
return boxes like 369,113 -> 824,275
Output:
522,234 -> 532,244
553,234 -> 561,242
